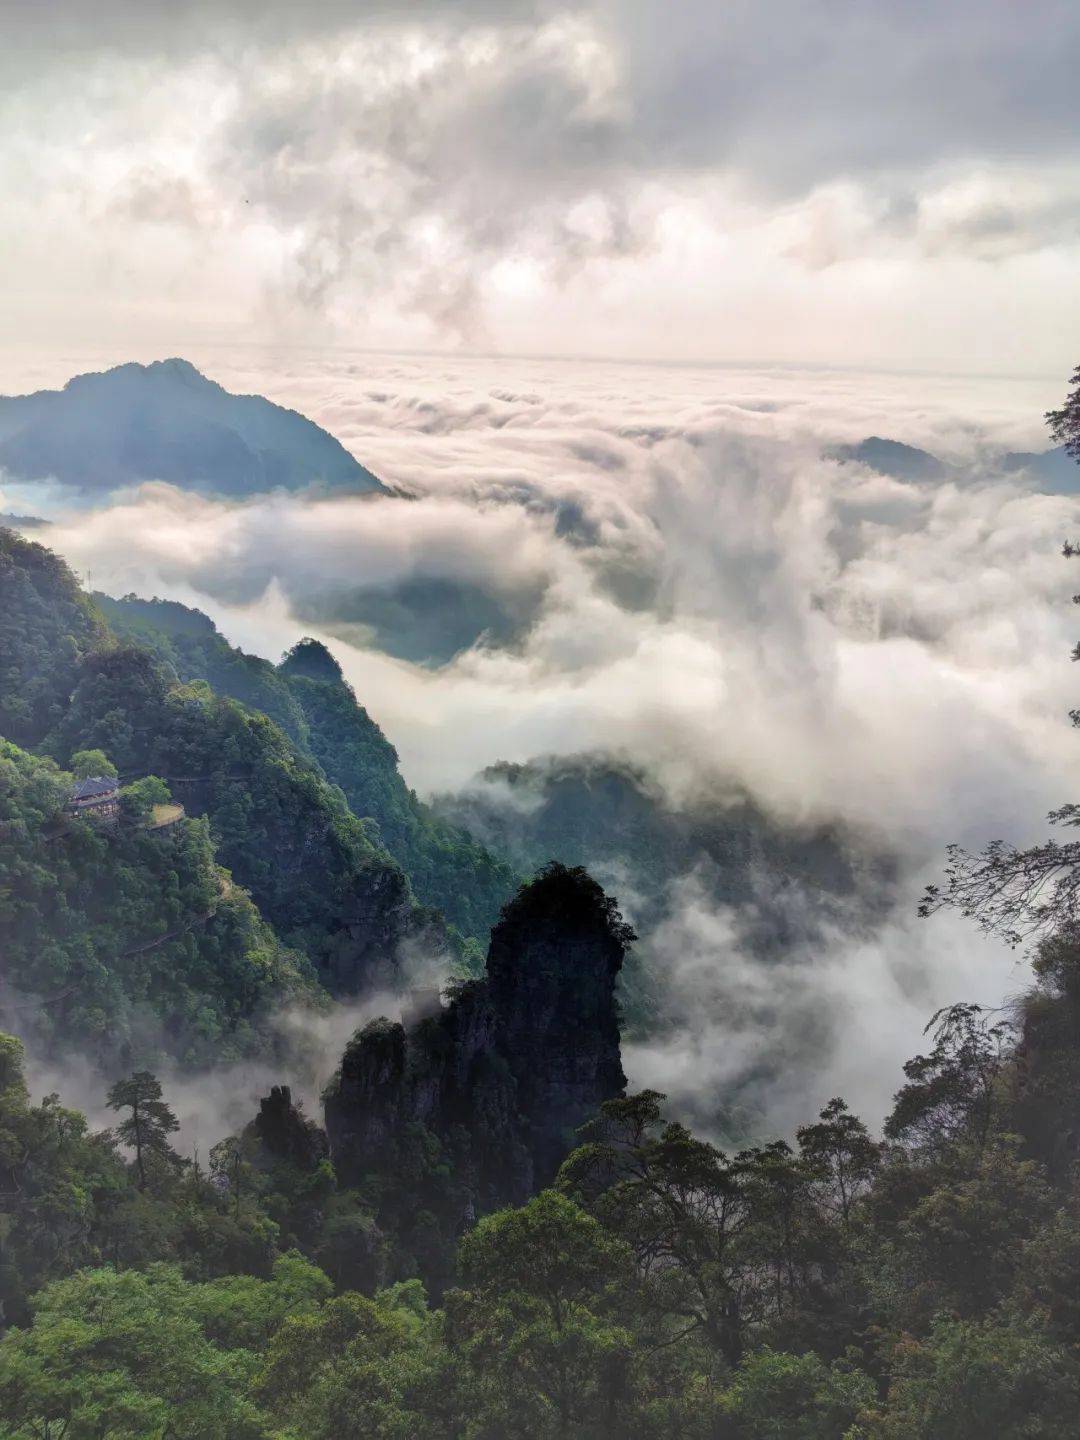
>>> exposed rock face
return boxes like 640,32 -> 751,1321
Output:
252,1084 -> 329,1172
324,864 -> 632,1221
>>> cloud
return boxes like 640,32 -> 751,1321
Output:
606,1 -> 1080,189
22,351 -> 1080,1135
4,3 -> 1080,363
623,870 -> 1028,1139
22,931 -> 456,1154
36,356 -> 1077,838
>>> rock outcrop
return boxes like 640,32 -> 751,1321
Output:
252,1084 -> 329,1172
324,863 -> 633,1223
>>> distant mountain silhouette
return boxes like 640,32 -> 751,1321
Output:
830,436 -> 950,481
999,446 -> 1080,494
0,358 -> 386,497
832,434 -> 1078,493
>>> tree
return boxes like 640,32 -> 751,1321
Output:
0,1263 -> 325,1440
0,1033 -> 126,1328
919,821 -> 1080,947
720,1348 -> 876,1439
560,1092 -> 766,1366
256,1285 -> 454,1440
867,1143 -> 1053,1327
446,1190 -> 645,1438
210,1136 -> 259,1221
873,1313 -> 1080,1439
69,747 -> 117,780
120,773 -> 172,820
280,637 -> 346,685
921,379 -> 1080,944
883,1004 -> 1013,1157
107,1071 -> 181,1191
1046,363 -> 1080,463
796,1098 -> 881,1227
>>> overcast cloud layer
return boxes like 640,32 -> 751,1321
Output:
6,0 -> 1080,1133
6,349 -> 1077,1132
3,1 -> 1080,368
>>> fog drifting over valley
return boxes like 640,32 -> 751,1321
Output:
6,350 -> 1077,1137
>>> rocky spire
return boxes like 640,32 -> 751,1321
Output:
323,864 -> 633,1224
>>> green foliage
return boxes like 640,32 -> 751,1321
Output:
447,1191 -> 645,1437
865,1142 -> 1054,1330
0,1260 -> 333,1439
871,1313 -> 1080,1439
120,773 -> 172,819
3,528 -> 1080,1436
96,591 -> 310,745
0,738 -> 318,1068
720,1349 -> 876,1439
279,637 -> 519,940
1,938 -> 1079,1437
95,602 -> 519,941
496,860 -> 637,950
107,1072 -> 181,1192
0,1035 -> 127,1329
0,529 -> 106,748
256,1287 -> 453,1440
796,1097 -> 882,1226
558,1091 -> 869,1366
69,748 -> 116,780
1045,362 -> 1080,463
47,642 -> 433,993
883,1003 -> 1013,1156
280,637 -> 345,685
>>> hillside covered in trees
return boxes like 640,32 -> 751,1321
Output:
0,893 -> 1078,1436
4,362 -> 1080,1437
0,527 -> 523,1073
96,593 -> 519,941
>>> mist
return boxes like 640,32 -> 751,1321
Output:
10,350 -> 1078,1137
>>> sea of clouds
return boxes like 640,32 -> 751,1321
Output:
5,348 -> 1078,1139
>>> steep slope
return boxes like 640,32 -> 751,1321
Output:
0,529 -> 107,747
323,863 -> 631,1282
96,594 -> 520,939
0,739 -> 319,1069
0,533 -> 445,997
278,639 -> 519,939
0,358 -> 385,497
94,591 -> 309,746
47,644 -> 437,995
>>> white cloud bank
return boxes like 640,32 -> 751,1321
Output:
3,2 -> 1080,368
12,351 -> 1080,1135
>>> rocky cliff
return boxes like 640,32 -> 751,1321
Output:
324,864 -> 633,1236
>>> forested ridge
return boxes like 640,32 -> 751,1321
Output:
3,385 -> 1080,1440
0,527 -> 517,1056
97,593 -> 520,940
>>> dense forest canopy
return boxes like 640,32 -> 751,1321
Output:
0,918 -> 1077,1435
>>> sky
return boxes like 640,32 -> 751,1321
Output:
4,1 -> 1080,1135
3,0 -> 1080,371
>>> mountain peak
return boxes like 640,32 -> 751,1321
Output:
0,359 -> 386,498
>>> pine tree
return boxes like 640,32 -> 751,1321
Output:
106,1071 -> 180,1190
